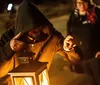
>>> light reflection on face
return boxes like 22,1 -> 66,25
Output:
28,26 -> 42,38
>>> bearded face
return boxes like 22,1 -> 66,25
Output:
19,26 -> 48,44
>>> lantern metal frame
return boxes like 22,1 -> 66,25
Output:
8,60 -> 48,85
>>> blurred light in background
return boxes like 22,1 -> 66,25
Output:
7,3 -> 13,11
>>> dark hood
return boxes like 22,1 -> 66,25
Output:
15,0 -> 52,35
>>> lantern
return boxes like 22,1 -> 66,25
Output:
8,60 -> 49,85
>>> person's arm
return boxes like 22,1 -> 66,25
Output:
66,12 -> 74,35
0,27 -> 25,62
0,27 -> 15,62
54,31 -> 81,64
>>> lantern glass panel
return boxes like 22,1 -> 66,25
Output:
39,69 -> 49,85
13,76 -> 34,85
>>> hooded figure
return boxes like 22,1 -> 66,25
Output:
0,0 -> 80,85
15,0 -> 52,35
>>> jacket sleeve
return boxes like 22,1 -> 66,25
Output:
67,11 -> 77,36
0,27 -> 15,62
67,13 -> 73,35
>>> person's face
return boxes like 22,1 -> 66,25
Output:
27,26 -> 42,40
76,0 -> 88,13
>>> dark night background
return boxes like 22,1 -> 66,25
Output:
0,0 -> 100,16
0,0 -> 72,13
0,0 -> 100,34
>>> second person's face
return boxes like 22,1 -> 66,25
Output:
76,0 -> 88,13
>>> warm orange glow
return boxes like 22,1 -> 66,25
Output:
39,70 -> 50,85
24,78 -> 33,85
14,77 -> 33,85
13,70 -> 50,85
8,61 -> 49,85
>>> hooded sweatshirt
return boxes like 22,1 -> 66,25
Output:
0,0 -> 53,62
15,0 -> 52,35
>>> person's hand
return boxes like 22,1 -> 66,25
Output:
95,51 -> 100,58
63,35 -> 76,51
10,32 -> 24,51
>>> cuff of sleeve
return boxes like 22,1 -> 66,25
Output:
3,41 -> 15,60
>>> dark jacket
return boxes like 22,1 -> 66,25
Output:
67,6 -> 100,85
67,6 -> 100,60
0,27 -> 15,62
